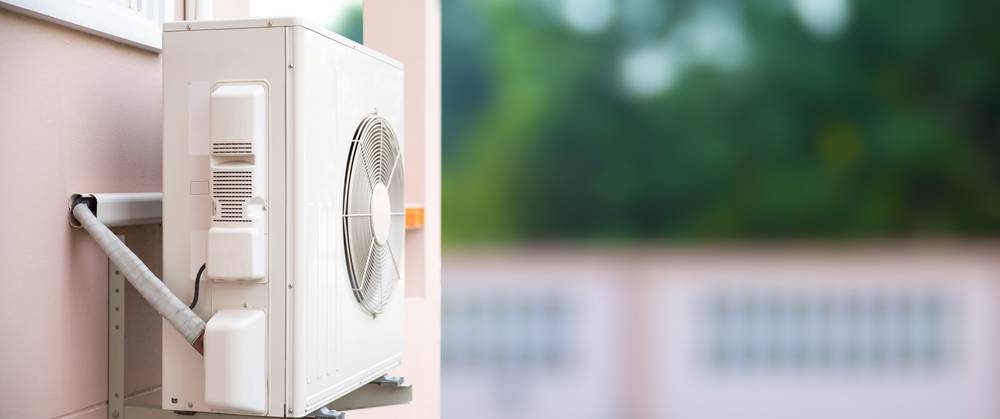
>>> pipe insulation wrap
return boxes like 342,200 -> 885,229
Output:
72,203 -> 205,343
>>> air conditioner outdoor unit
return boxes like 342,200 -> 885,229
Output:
160,18 -> 405,417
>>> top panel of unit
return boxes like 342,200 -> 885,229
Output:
163,17 -> 402,70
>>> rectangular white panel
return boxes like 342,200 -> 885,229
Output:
206,227 -> 265,280
188,80 -> 209,156
210,83 -> 267,147
205,309 -> 267,414
162,24 -> 287,415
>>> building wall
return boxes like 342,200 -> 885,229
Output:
0,8 -> 165,419
359,2 -> 443,418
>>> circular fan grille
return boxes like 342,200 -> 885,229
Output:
343,113 -> 404,315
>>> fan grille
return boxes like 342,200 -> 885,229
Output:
343,113 -> 404,315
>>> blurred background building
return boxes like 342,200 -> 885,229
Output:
438,0 -> 1000,418
443,248 -> 1000,419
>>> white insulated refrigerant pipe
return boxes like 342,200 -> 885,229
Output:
72,202 -> 206,352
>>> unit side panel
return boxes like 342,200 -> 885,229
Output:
287,24 -> 345,417
287,26 -> 406,416
161,27 -> 288,416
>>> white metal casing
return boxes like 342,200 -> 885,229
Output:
161,18 -> 405,417
205,309 -> 267,414
206,83 -> 268,281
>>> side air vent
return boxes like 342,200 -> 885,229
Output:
212,142 -> 254,155
212,170 -> 253,222
206,82 -> 268,281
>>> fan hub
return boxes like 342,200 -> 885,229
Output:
370,182 -> 392,246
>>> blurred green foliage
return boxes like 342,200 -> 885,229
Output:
442,0 -> 1000,243
330,5 -> 362,43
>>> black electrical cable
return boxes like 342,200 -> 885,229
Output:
190,263 -> 206,309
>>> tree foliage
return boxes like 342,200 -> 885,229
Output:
442,0 -> 1000,243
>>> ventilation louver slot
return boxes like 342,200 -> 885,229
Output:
212,142 -> 254,155
212,170 -> 253,223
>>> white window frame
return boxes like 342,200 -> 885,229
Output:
0,0 -> 173,52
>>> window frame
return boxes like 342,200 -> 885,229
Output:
0,0 -> 172,52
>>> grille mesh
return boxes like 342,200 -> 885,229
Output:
212,169 -> 252,222
343,113 -> 404,315
212,142 -> 253,155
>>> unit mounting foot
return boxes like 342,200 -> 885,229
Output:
311,407 -> 345,419
372,375 -> 405,388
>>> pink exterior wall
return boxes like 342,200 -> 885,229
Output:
361,2 -> 443,418
0,9 -> 164,418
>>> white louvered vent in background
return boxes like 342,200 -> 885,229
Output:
703,292 -> 952,373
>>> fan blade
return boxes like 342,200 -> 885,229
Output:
386,153 -> 401,188
345,216 -> 374,291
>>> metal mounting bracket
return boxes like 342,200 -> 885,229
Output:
70,192 -> 162,228
312,407 -> 345,419
120,375 -> 411,419
373,374 -> 405,388
109,246 -> 126,419
321,375 -> 412,414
